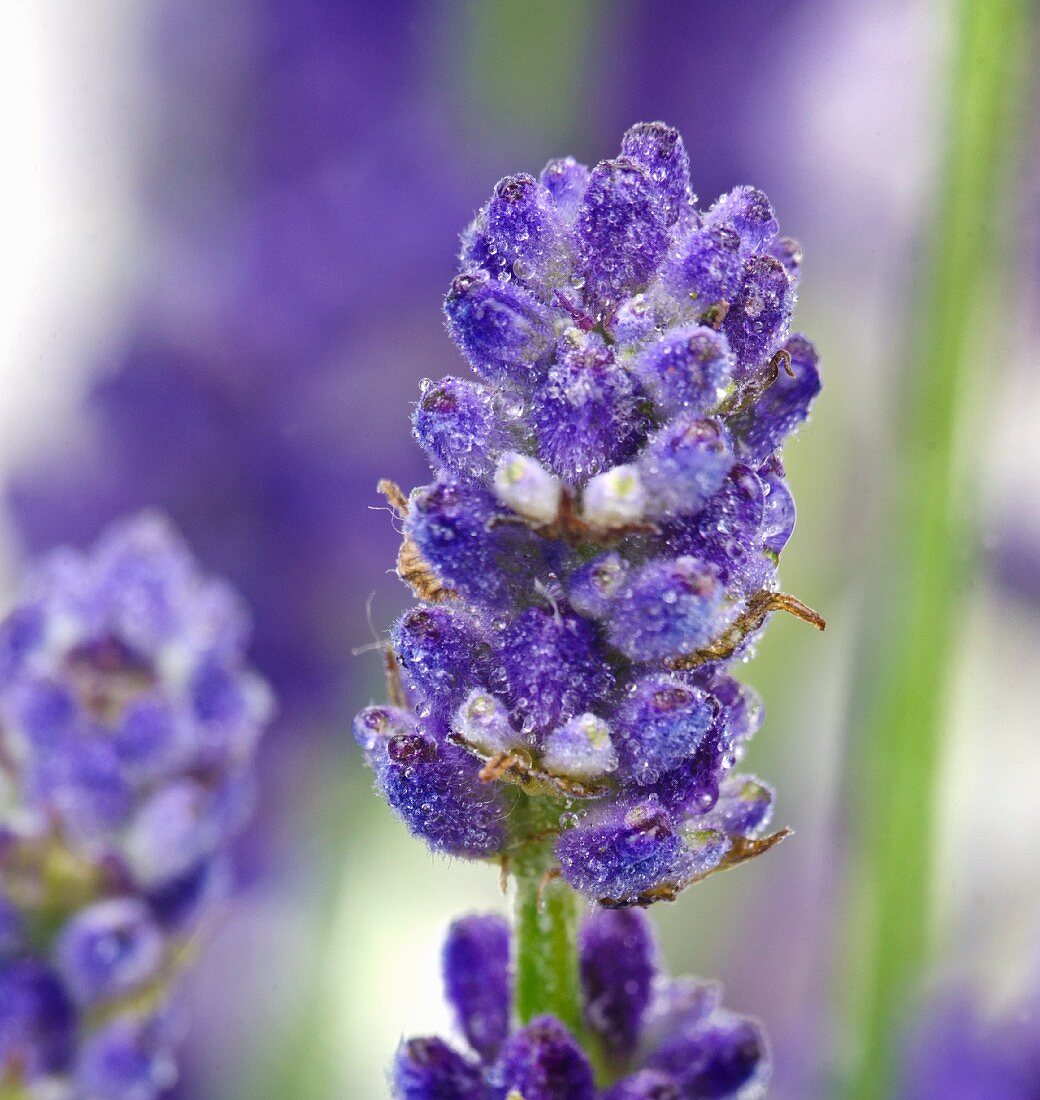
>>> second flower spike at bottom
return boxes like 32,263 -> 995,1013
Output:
393,908 -> 767,1099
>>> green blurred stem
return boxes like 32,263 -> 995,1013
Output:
847,1 -> 1031,1096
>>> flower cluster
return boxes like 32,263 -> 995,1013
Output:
395,908 -> 767,1099
356,121 -> 821,907
0,514 -> 271,1097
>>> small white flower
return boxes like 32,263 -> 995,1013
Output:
582,465 -> 646,528
493,452 -> 562,524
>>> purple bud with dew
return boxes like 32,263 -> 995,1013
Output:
638,416 -> 734,520
605,557 -> 733,662
530,331 -> 647,484
705,185 -> 779,253
444,270 -> 554,384
413,375 -> 509,479
620,121 -> 694,227
489,1015 -> 596,1100
632,325 -> 734,419
539,157 -> 590,224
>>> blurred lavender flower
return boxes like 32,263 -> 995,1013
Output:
0,513 -> 271,1096
899,995 -> 1040,1100
394,908 -> 767,1099
356,121 -> 822,908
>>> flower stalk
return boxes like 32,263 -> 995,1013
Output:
844,1 -> 1034,1096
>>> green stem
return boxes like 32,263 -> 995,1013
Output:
513,847 -> 585,1037
509,794 -> 617,1086
845,2 -> 1032,1097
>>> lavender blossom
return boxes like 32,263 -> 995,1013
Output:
393,909 -> 768,1099
358,122 -> 822,908
0,513 -> 271,1097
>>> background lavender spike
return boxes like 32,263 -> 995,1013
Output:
0,512 -> 271,1097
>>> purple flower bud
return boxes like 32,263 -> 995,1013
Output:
704,674 -> 764,746
615,675 -> 715,785
614,298 -> 663,351
74,1017 -> 176,1100
641,976 -> 721,1051
190,657 -> 269,767
646,1012 -> 769,1099
497,608 -> 613,739
90,513 -> 197,658
0,605 -> 45,689
605,558 -> 733,663
727,333 -> 821,465
530,332 -> 647,484
379,737 -> 507,858
568,553 -> 629,619
7,677 -> 76,748
705,186 -> 779,253
406,476 -> 544,605
462,173 -> 570,296
145,856 -> 229,934
392,1036 -> 486,1100
656,223 -> 744,309
115,697 -> 188,783
352,705 -> 417,759
541,713 -> 617,782
39,736 -> 135,842
489,1015 -> 596,1100
452,690 -> 520,758
666,468 -> 770,595
580,908 -> 656,1060
413,376 -> 509,480
713,775 -> 774,837
632,325 -> 734,419
392,607 -> 487,720
620,122 -> 693,227
722,255 -> 793,379
556,800 -> 694,905
604,1070 -> 683,1100
121,779 -> 225,888
444,270 -> 554,384
540,157 -> 590,224
577,159 -> 670,313
0,960 -> 75,1080
56,898 -> 164,1005
443,915 -> 511,1062
638,417 -> 734,520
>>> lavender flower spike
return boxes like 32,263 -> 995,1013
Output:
358,121 -> 823,908
0,512 -> 272,1097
